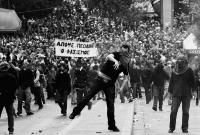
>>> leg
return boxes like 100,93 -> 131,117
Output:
70,78 -> 102,117
158,87 -> 164,110
119,89 -> 125,103
62,92 -> 68,115
17,88 -> 23,114
137,83 -> 142,98
71,88 -> 77,105
181,96 -> 191,131
169,97 -> 181,131
24,87 -> 33,114
104,84 -> 116,128
76,89 -> 83,106
153,96 -> 158,111
5,104 -> 14,133
34,87 -> 43,109
104,84 -> 120,132
144,84 -> 150,104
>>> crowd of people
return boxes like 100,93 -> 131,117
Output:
0,0 -> 199,134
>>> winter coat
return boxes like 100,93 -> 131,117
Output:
0,71 -> 18,105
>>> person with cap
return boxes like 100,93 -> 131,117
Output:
0,61 -> 18,134
69,44 -> 131,132
168,55 -> 196,133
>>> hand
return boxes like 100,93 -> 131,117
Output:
113,61 -> 120,70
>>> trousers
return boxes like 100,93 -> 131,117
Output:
0,103 -> 14,132
169,96 -> 191,130
72,76 -> 116,128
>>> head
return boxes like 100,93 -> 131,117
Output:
120,44 -> 131,68
175,55 -> 188,74
121,44 -> 130,55
0,61 -> 10,72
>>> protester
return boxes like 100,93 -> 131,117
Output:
69,44 -> 131,132
55,62 -> 71,116
0,61 -> 18,134
168,55 -> 196,133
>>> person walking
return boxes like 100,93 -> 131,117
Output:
17,61 -> 34,116
149,62 -> 169,111
168,55 -> 195,133
69,44 -> 131,132
0,62 -> 18,134
55,62 -> 71,116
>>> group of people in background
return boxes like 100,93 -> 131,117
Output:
0,0 -> 200,134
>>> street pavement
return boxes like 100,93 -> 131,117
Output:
133,96 -> 200,135
0,97 -> 134,135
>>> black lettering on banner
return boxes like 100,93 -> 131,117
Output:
72,50 -> 76,54
84,51 -> 89,55
57,42 -> 60,46
61,42 -> 65,46
61,49 -> 64,53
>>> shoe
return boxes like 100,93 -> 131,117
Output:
159,108 -> 163,111
88,102 -> 92,110
121,100 -> 125,103
16,112 -> 22,117
129,99 -> 133,103
27,112 -> 34,115
182,129 -> 188,133
39,106 -> 43,110
43,100 -> 46,104
63,113 -> 67,116
69,113 -> 76,119
168,129 -> 174,133
152,107 -> 157,111
108,126 -> 120,132
9,131 -> 14,134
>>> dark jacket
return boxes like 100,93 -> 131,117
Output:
74,68 -> 87,89
149,64 -> 169,87
141,68 -> 152,84
19,68 -> 34,89
129,67 -> 141,84
168,68 -> 195,97
55,71 -> 71,94
0,71 -> 18,105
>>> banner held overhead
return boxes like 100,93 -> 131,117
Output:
54,39 -> 98,57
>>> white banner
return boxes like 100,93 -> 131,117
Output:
55,39 -> 98,57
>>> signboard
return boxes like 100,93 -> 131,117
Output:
183,33 -> 198,50
0,8 -> 21,31
184,33 -> 200,54
54,39 -> 98,57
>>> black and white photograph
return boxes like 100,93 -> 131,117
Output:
0,0 -> 200,135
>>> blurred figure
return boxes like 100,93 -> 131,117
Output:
149,63 -> 169,111
17,61 -> 34,116
0,61 -> 18,134
55,62 -> 71,116
46,66 -> 56,99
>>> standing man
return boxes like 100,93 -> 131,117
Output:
69,44 -> 131,132
55,62 -> 71,116
0,61 -> 18,134
17,61 -> 34,116
168,55 -> 195,133
149,63 -> 169,111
